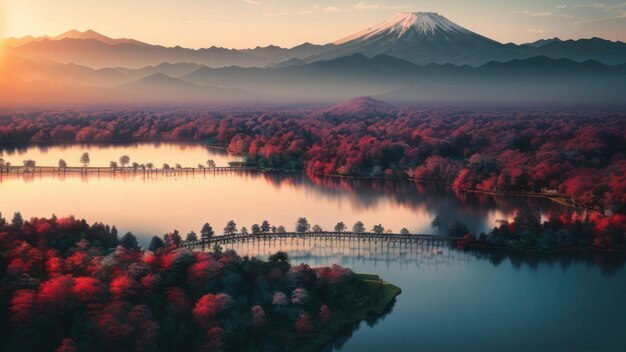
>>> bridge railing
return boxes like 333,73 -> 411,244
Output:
181,231 -> 459,248
0,165 -> 262,174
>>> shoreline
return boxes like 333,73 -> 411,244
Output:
464,243 -> 626,255
0,164 -> 582,209
289,273 -> 401,352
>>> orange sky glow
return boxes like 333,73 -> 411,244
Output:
2,0 -> 625,49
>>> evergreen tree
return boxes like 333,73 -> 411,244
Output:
148,236 -> 165,252
120,232 -> 139,250
11,212 -> 24,228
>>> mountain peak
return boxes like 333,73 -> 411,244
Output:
311,97 -> 397,118
55,29 -> 111,41
334,11 -> 467,45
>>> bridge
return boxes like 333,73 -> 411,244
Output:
181,231 -> 459,250
0,165 -> 262,175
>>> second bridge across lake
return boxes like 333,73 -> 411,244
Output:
181,231 -> 459,250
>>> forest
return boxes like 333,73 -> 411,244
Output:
0,214 -> 398,352
0,106 -> 624,213
456,208 -> 626,252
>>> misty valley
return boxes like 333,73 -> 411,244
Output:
1,5 -> 626,352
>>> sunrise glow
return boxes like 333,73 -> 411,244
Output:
1,2 -> 625,352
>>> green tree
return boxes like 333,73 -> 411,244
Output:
170,230 -> 182,248
120,232 -> 139,250
80,152 -> 90,168
261,220 -> 270,233
295,217 -> 310,233
148,236 -> 165,252
447,220 -> 469,238
251,224 -> 261,235
23,159 -> 36,171
200,223 -> 214,241
268,251 -> 289,262
119,155 -> 130,168
241,226 -> 249,236
514,207 -> 542,234
372,224 -> 385,234
111,226 -> 119,242
352,221 -> 365,233
224,220 -> 238,235
185,231 -> 198,242
58,159 -> 67,169
334,222 -> 346,232
12,212 -> 24,228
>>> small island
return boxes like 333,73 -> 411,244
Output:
0,215 -> 400,352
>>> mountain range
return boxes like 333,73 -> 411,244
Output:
1,12 -> 625,106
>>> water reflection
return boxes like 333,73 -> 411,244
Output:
214,237 -> 626,352
471,248 -> 626,276
1,170 -> 564,245
0,141 -> 240,167
217,236 -> 625,275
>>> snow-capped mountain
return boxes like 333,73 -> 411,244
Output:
4,11 -> 626,70
306,12 -> 514,66
334,12 -> 480,45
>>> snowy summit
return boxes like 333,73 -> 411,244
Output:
334,12 -> 471,45
307,11 -> 504,66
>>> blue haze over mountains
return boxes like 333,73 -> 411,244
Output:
2,12 -> 625,106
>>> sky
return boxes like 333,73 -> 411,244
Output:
2,0 -> 625,48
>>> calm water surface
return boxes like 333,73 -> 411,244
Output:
224,239 -> 626,352
2,143 -> 624,351
0,141 -> 239,167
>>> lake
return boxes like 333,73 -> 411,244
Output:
1,143 -> 565,243
222,238 -> 626,352
2,142 -> 624,351
0,141 -> 239,168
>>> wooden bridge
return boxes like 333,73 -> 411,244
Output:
181,231 -> 459,250
0,165 -> 262,175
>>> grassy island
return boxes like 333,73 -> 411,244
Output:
0,215 -> 400,352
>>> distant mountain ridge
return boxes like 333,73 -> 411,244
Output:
4,12 -> 626,69
2,12 -> 625,106
2,47 -> 623,106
